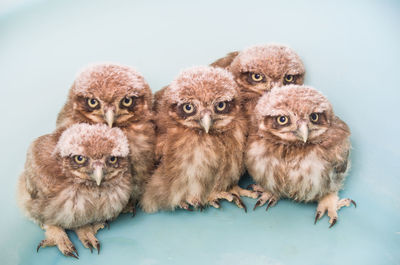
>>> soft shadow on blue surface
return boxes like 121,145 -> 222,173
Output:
1,0 -> 399,264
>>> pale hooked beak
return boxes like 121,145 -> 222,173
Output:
91,166 -> 104,186
104,109 -> 115,128
199,112 -> 212,133
296,122 -> 309,143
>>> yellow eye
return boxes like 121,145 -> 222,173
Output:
215,101 -> 226,112
121,97 -> 133,108
276,116 -> 289,125
310,113 -> 319,123
109,156 -> 118,164
87,98 -> 99,109
251,73 -> 263,82
74,155 -> 86,164
182,103 -> 195,114
284,75 -> 294,83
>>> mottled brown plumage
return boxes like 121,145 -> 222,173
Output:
56,63 -> 155,208
245,85 -> 355,227
141,66 -> 256,213
17,124 -> 133,256
211,44 -> 305,115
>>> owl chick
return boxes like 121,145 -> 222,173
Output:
57,63 -> 155,212
245,85 -> 356,227
141,66 -> 257,213
211,44 -> 305,115
17,124 -> 133,257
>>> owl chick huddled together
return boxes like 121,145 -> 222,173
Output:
245,85 -> 356,227
211,43 -> 305,115
57,63 -> 156,212
17,124 -> 133,257
141,66 -> 258,213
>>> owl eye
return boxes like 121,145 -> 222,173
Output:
284,75 -> 294,83
74,155 -> 87,165
121,96 -> 134,108
251,73 -> 264,82
276,116 -> 289,125
87,98 -> 99,109
108,156 -> 118,164
310,113 -> 319,123
182,103 -> 195,114
215,101 -> 226,112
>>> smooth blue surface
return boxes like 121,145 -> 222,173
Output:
1,0 -> 399,264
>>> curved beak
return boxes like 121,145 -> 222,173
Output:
199,112 -> 212,133
91,166 -> 104,186
296,122 -> 309,143
104,109 -> 115,128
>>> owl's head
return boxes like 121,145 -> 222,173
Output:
254,85 -> 333,144
229,44 -> 305,95
164,66 -> 241,133
69,63 -> 152,127
55,123 -> 130,186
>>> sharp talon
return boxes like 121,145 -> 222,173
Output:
105,221 -> 110,230
214,200 -> 220,208
132,206 -> 136,217
233,194 -> 247,212
329,218 -> 337,228
72,245 -> 79,257
350,200 -> 357,208
253,200 -> 261,211
265,199 -> 275,211
66,251 -> 79,259
199,203 -> 205,211
314,211 -> 321,224
88,242 -> 93,253
96,242 -> 100,255
36,241 -> 43,253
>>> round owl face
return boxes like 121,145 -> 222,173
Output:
255,85 -> 333,144
165,66 -> 241,133
229,44 -> 305,95
70,63 -> 152,127
56,123 -> 130,185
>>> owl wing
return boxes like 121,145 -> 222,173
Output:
210,51 -> 239,68
24,131 -> 64,198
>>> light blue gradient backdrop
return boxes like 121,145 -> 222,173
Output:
0,0 -> 399,264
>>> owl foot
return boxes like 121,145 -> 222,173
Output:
230,185 -> 259,199
37,225 -> 78,259
247,184 -> 279,211
315,193 -> 356,228
122,199 -> 137,217
75,223 -> 105,254
208,191 -> 247,212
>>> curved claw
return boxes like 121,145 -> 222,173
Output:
199,203 -> 205,212
253,200 -> 261,211
265,199 -> 275,211
329,218 -> 337,228
314,211 -> 321,224
233,194 -> 247,213
96,242 -> 101,255
87,241 -> 93,253
36,240 -> 44,253
66,251 -> 79,259
71,245 -> 79,257
211,200 -> 220,208
351,200 -> 357,208
105,221 -> 110,230
132,205 -> 137,217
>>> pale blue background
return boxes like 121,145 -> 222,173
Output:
1,0 -> 399,264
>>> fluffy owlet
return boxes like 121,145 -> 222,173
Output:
141,66 -> 257,213
211,44 -> 305,115
17,124 -> 133,257
57,63 -> 155,211
245,85 -> 356,227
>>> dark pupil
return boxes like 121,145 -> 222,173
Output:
124,98 -> 130,103
312,114 -> 317,120
90,99 -> 96,105
110,157 -> 116,161
254,74 -> 260,79
185,105 -> 192,111
218,102 -> 224,108
280,117 -> 286,122
77,156 -> 82,161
